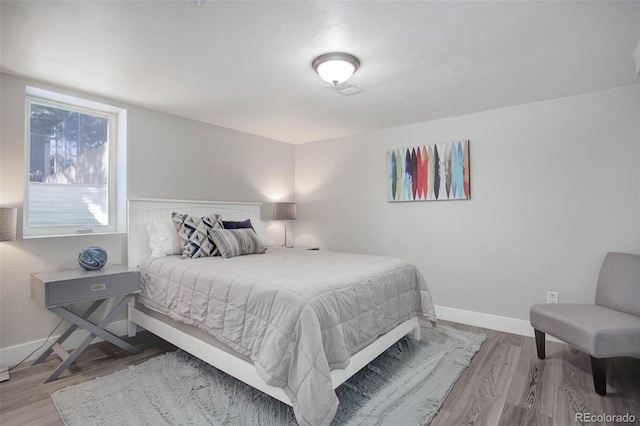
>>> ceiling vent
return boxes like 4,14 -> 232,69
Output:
326,82 -> 365,97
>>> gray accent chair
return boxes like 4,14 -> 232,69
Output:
529,252 -> 640,396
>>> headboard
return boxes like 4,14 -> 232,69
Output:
127,198 -> 262,268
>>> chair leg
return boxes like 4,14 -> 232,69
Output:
534,329 -> 545,359
590,356 -> 607,396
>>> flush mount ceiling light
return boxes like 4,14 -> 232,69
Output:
312,53 -> 360,86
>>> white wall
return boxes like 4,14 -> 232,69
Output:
0,73 -> 295,364
295,85 -> 640,326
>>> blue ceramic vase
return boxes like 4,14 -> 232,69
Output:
78,246 -> 107,270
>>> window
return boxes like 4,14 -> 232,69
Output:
24,87 -> 127,238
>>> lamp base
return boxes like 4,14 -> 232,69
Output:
283,220 -> 290,248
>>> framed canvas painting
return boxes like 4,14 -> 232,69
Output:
387,140 -> 470,202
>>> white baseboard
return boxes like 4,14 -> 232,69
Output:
0,319 -> 129,370
434,305 -> 562,343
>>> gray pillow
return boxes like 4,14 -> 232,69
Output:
208,228 -> 266,259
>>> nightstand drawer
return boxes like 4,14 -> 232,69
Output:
32,265 -> 139,308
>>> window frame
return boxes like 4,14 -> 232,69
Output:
23,87 -> 127,238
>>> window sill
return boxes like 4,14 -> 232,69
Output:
22,230 -> 126,240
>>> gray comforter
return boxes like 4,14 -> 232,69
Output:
138,247 -> 436,425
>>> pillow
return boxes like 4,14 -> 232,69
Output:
222,219 -> 254,230
171,212 -> 223,259
251,220 -> 275,247
146,219 -> 181,258
208,228 -> 266,259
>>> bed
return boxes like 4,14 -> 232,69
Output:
127,198 -> 437,426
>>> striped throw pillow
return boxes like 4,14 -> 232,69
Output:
208,228 -> 266,259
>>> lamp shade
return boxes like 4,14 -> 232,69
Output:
273,202 -> 296,221
0,208 -> 18,241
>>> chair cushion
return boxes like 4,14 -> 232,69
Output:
530,303 -> 640,358
595,252 -> 640,317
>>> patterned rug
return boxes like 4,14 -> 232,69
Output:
52,325 -> 485,425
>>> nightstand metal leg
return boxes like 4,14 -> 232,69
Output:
32,299 -> 103,365
42,295 -> 141,383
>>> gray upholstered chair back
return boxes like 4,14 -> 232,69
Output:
595,252 -> 640,317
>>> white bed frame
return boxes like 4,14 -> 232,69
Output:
127,197 -> 421,406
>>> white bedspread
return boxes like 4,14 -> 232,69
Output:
137,247 -> 436,425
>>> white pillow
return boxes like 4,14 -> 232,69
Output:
146,219 -> 182,258
251,220 -> 275,247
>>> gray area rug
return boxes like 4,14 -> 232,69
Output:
52,325 -> 485,425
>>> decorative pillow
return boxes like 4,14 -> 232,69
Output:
146,219 -> 181,258
222,219 -> 254,230
171,212 -> 222,259
208,228 -> 266,259
251,220 -> 275,247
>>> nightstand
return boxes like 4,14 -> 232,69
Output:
31,264 -> 141,383
287,246 -> 320,251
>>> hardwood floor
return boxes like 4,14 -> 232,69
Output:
1,323 -> 639,426
0,332 -> 176,426
433,321 -> 640,426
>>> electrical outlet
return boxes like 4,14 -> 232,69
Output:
546,291 -> 559,304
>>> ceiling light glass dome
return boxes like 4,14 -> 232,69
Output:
312,53 -> 360,86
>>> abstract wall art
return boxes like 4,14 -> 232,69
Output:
387,140 -> 470,202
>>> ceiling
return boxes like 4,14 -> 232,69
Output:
2,1 -> 639,145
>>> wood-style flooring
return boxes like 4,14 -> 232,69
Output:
1,321 -> 639,426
